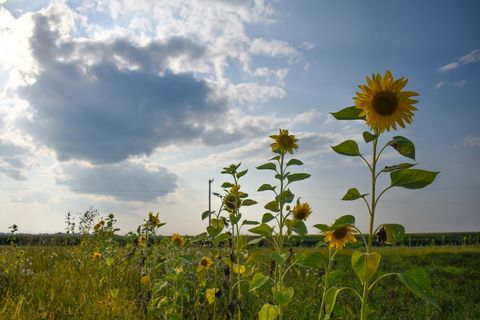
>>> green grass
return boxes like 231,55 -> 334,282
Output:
1,245 -> 479,319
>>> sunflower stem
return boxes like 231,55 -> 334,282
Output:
361,136 -> 378,320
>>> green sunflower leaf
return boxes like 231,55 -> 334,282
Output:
389,136 -> 415,160
241,199 -> 257,206
331,215 -> 356,230
362,131 -> 377,143
313,224 -> 329,232
381,163 -> 416,173
258,304 -> 279,320
331,106 -> 366,120
289,219 -> 307,235
273,286 -> 294,306
201,210 -> 212,220
331,140 -> 361,156
397,268 -> 439,308
257,163 -> 277,171
236,169 -> 248,179
286,173 -> 311,184
351,250 -> 381,284
249,272 -> 270,292
264,200 -> 280,212
221,182 -> 233,188
258,184 -> 276,192
286,158 -> 303,166
262,212 -> 276,223
325,287 -> 347,318
248,224 -> 273,237
215,232 -> 230,243
383,224 -> 405,244
390,169 -> 439,189
242,220 -> 260,226
342,188 -> 367,201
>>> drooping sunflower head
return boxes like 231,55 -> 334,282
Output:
354,70 -> 419,133
270,129 -> 299,154
223,185 -> 242,212
292,200 -> 312,221
323,225 -> 357,249
148,212 -> 161,227
171,233 -> 185,247
199,256 -> 213,268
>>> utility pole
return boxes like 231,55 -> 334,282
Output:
208,178 -> 214,225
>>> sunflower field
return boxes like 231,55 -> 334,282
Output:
1,71 -> 479,320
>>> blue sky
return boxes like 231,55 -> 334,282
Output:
0,0 -> 478,234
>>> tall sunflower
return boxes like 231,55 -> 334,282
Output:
323,226 -> 357,249
270,129 -> 299,154
354,70 -> 419,133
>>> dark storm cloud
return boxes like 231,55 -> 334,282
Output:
19,12 -> 224,164
56,162 -> 177,202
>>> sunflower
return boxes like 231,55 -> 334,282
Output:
92,252 -> 102,259
270,129 -> 299,154
137,235 -> 147,247
223,185 -> 242,212
148,212 -> 161,227
354,70 -> 419,133
199,256 -> 213,268
323,226 -> 357,249
171,233 -> 185,247
292,200 -> 312,221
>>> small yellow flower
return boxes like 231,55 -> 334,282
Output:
323,226 -> 357,249
137,235 -> 147,247
171,233 -> 185,247
148,212 -> 161,227
270,129 -> 299,154
92,252 -> 102,259
292,200 -> 312,221
199,256 -> 213,268
141,274 -> 150,286
354,70 -> 419,133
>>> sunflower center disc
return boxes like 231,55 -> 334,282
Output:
372,91 -> 398,116
333,227 -> 347,239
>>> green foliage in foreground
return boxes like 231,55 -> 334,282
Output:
1,245 -> 479,319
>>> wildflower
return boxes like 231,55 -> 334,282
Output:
270,129 -> 299,154
141,274 -> 150,286
199,256 -> 213,268
148,212 -> 161,227
323,226 -> 357,249
292,199 -> 312,221
171,233 -> 185,247
354,70 -> 419,133
92,252 -> 102,259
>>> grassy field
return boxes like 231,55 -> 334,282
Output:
1,243 -> 479,320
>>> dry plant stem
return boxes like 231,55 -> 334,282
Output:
361,137 -> 378,320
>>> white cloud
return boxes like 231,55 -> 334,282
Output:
435,80 -> 467,89
439,48 -> 480,72
463,136 -> 480,148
